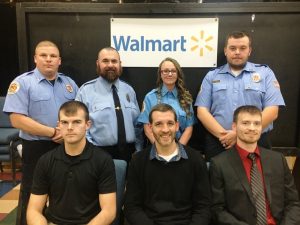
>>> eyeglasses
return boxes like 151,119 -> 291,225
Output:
161,69 -> 177,75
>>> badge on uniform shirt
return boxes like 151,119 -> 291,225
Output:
126,93 -> 130,103
212,80 -> 220,83
251,73 -> 261,83
273,80 -> 280,89
7,81 -> 20,95
66,84 -> 73,93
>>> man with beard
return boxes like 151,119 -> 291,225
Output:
124,103 -> 211,225
194,31 -> 285,161
76,47 -> 141,162
209,105 -> 300,225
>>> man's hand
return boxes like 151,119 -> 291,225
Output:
51,127 -> 63,143
219,130 -> 236,149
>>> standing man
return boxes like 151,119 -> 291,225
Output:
3,40 -> 78,225
27,101 -> 116,225
76,47 -> 142,162
210,105 -> 300,225
195,31 -> 285,161
124,103 -> 211,225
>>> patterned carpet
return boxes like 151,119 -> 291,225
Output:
0,171 -> 21,223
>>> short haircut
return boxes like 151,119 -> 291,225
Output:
58,101 -> 89,121
233,105 -> 262,123
98,46 -> 120,60
35,40 -> 60,55
225,31 -> 252,47
149,103 -> 177,124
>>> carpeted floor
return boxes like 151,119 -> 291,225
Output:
0,171 -> 21,224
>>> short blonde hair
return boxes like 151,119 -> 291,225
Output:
35,40 -> 60,55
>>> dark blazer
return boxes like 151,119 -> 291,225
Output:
210,146 -> 300,225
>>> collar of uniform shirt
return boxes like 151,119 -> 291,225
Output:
218,62 -> 255,75
161,84 -> 178,98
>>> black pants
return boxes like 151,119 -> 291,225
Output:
203,131 -> 272,162
18,139 -> 59,225
100,143 -> 135,163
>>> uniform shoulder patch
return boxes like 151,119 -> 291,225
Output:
7,81 -> 20,95
66,84 -> 74,93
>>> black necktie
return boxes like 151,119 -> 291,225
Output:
248,153 -> 267,225
112,85 -> 126,146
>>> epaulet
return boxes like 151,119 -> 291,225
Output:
58,72 -> 66,76
16,70 -> 34,80
208,65 -> 223,72
81,78 -> 97,86
21,70 -> 34,77
254,64 -> 268,68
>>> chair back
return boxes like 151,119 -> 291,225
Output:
0,96 -> 13,128
113,159 -> 127,225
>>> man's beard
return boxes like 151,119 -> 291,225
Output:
97,66 -> 122,83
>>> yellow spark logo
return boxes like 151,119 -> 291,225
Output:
191,30 -> 214,57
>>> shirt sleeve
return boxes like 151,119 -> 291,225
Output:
137,93 -> 154,124
194,72 -> 213,109
3,77 -> 30,116
97,154 -> 117,194
31,155 -> 50,195
262,66 -> 285,108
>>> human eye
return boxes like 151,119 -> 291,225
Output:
50,54 -> 58,58
60,121 -> 68,126
167,121 -> 175,126
111,59 -> 119,64
102,59 -> 109,64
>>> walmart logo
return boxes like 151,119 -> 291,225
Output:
112,30 -> 214,56
191,30 -> 214,56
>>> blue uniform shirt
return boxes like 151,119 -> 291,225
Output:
194,62 -> 285,132
138,84 -> 195,140
3,68 -> 78,140
76,76 -> 142,148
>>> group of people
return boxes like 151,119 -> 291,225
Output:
2,30 -> 300,225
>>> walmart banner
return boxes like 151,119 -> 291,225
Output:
111,18 -> 218,67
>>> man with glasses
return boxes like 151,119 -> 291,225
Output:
76,47 -> 142,162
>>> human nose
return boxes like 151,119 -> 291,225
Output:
161,123 -> 169,132
234,49 -> 240,54
67,123 -> 73,129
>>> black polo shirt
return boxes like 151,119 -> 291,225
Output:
31,141 -> 116,225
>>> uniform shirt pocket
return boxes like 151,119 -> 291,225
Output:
212,83 -> 227,106
124,101 -> 139,119
244,82 -> 266,105
30,92 -> 51,115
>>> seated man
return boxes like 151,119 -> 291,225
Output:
210,105 -> 300,225
124,103 -> 211,225
27,101 -> 116,225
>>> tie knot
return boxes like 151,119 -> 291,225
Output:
112,84 -> 116,90
248,153 -> 256,162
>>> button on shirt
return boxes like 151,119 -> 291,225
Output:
3,68 -> 78,140
138,85 -> 195,139
76,76 -> 141,147
194,62 -> 285,132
